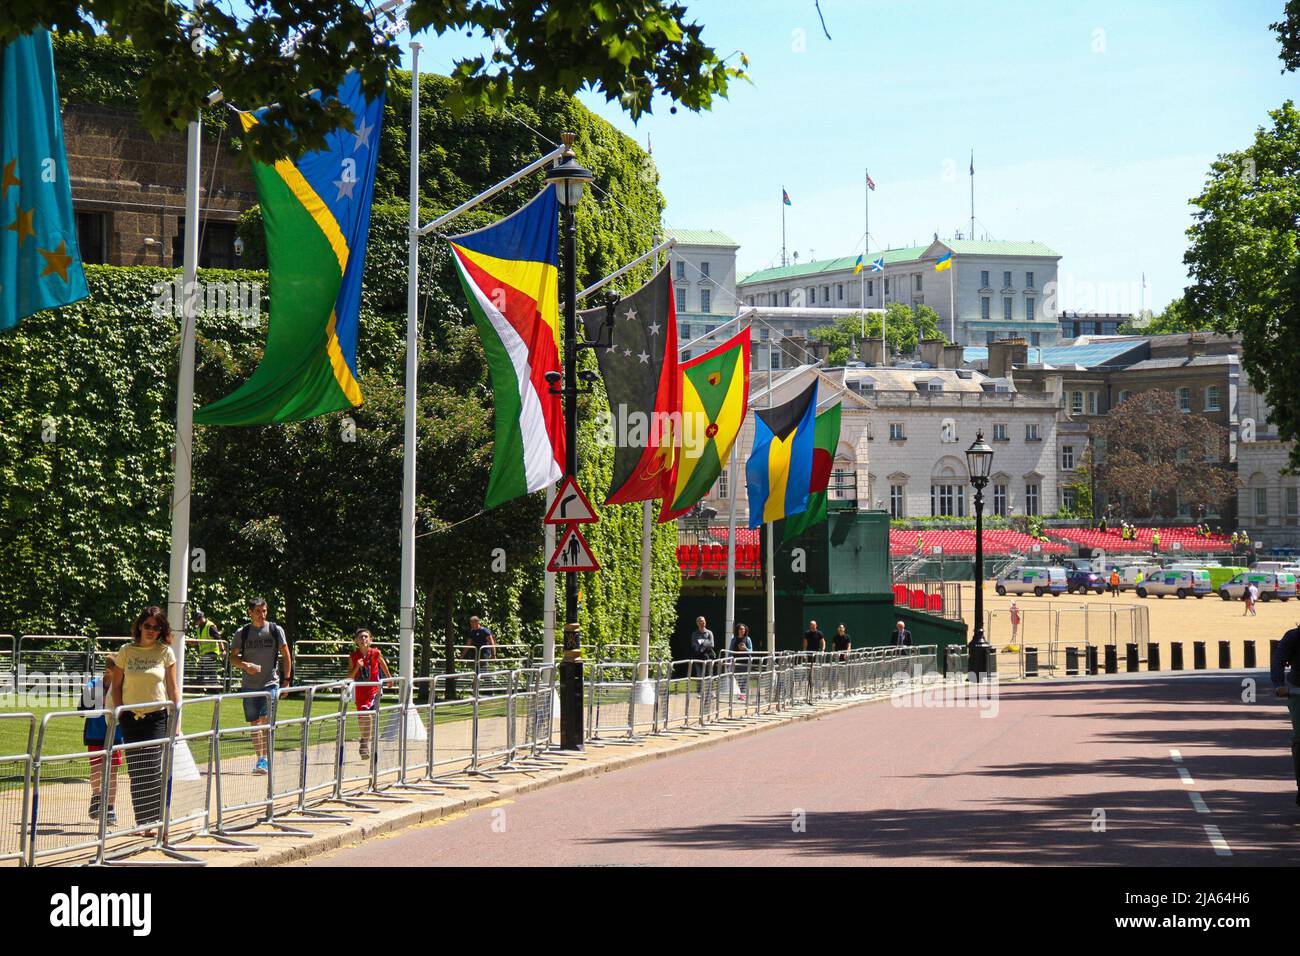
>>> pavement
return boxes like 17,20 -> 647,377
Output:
297,672 -> 1300,867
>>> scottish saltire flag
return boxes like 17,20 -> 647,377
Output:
934,251 -> 953,272
853,254 -> 864,275
782,400 -> 842,542
782,189 -> 792,206
0,29 -> 88,332
746,378 -> 817,528
870,256 -> 885,273
196,70 -> 384,424
450,187 -> 564,509
660,327 -> 751,523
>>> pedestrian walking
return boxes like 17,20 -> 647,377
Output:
464,615 -> 496,663
689,616 -> 716,678
191,608 -> 223,656
347,629 -> 391,760
729,623 -> 752,653
1245,582 -> 1259,616
890,620 -> 913,647
230,597 -> 292,775
1270,624 -> 1300,805
81,666 -> 123,826
1009,602 -> 1021,643
833,623 -> 851,659
108,606 -> 181,832
803,619 -> 826,658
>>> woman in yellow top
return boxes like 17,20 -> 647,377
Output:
109,606 -> 181,829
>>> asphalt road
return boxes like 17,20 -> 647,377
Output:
302,673 -> 1299,866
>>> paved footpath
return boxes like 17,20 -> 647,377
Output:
301,673 -> 1299,866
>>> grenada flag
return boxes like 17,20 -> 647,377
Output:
449,187 -> 564,509
195,70 -> 384,424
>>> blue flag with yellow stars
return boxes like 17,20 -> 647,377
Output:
0,28 -> 88,332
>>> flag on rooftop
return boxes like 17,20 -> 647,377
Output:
782,188 -> 792,206
866,173 -> 876,191
934,251 -> 953,272
870,256 -> 885,273
853,254 -> 864,275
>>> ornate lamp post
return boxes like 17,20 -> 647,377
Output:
965,431 -> 994,679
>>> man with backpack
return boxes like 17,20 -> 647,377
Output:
229,597 -> 292,775
1271,624 -> 1300,806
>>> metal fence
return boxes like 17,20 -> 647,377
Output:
5,645 -> 941,866
891,580 -> 964,622
979,602 -> 1149,679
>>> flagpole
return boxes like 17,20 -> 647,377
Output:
543,483 -> 556,664
724,443 -> 739,644
398,42 -> 421,703
861,169 -> 868,335
764,377 -> 776,654
165,117 -> 203,683
969,148 -> 975,241
636,499 -> 654,697
781,186 -> 787,267
949,255 -> 957,344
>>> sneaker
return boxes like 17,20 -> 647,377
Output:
253,757 -> 269,775
359,745 -> 370,760
106,808 -> 117,825
88,800 -> 101,821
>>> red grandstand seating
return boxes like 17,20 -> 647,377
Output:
928,592 -> 943,613
893,584 -> 908,605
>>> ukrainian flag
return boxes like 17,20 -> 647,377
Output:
934,250 -> 953,272
196,70 -> 384,424
853,254 -> 864,275
746,378 -> 818,528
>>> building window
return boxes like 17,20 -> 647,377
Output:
1118,389 -> 1131,405
867,279 -> 874,297
1071,391 -> 1084,415
1205,385 -> 1221,411
836,283 -> 844,301
1287,487 -> 1298,518
1087,391 -> 1098,415
1003,270 -> 1012,288
993,484 -> 1008,516
914,274 -> 922,292
701,261 -> 710,278
930,483 -> 966,517
980,270 -> 990,288
1063,488 -> 1076,512
1025,424 -> 1041,441
770,348 -> 781,370
676,289 -> 686,313
717,468 -> 728,499
1025,297 -> 1035,320
806,287 -> 815,307
890,484 -> 905,518
1061,445 -> 1075,470
700,289 -> 711,313
1256,487 -> 1268,517
885,278 -> 891,295
704,325 -> 716,336
1177,386 -> 1191,412
1025,483 -> 1040,515
682,349 -> 692,361
889,422 -> 905,441
1003,297 -> 1013,321
986,331 -> 996,345
1026,271 -> 1035,288
75,211 -> 108,264
760,327 -> 770,342
981,297 -> 990,320
675,260 -> 685,279
1030,331 -> 1041,346
680,323 -> 692,340
782,291 -> 790,307
993,423 -> 1008,442
174,219 -> 239,269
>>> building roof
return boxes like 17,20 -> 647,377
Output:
846,367 -> 992,393
934,239 -> 1060,258
963,339 -> 1148,369
1120,354 -> 1238,372
665,228 -> 739,247
738,246 -> 929,285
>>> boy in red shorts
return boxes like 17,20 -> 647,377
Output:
347,629 -> 391,760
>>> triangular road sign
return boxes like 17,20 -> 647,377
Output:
548,524 -> 600,572
544,475 -> 598,525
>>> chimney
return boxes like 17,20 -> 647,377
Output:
1187,333 -> 1207,360
918,338 -> 944,368
942,344 -> 965,369
987,337 -> 1029,379
859,337 -> 886,367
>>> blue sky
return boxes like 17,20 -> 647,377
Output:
404,1 -> 1296,312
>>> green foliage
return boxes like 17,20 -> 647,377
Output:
809,303 -> 944,365
1183,101 -> 1300,470
1117,298 -> 1204,335
1272,0 -> 1300,72
15,2 -> 744,163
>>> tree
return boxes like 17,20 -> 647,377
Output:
809,303 -> 944,365
2,1 -> 746,162
1272,0 -> 1300,73
1117,298 -> 1203,335
1182,101 -> 1300,470
1091,390 -> 1238,521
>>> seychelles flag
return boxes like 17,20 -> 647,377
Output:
195,70 -> 384,424
0,29 -> 88,332
449,187 -> 564,509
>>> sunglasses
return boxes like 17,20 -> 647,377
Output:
140,623 -> 162,632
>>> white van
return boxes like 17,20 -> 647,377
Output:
1218,571 -> 1297,602
1114,564 -> 1159,593
995,566 -> 1068,597
1136,568 -> 1212,599
1251,561 -> 1293,575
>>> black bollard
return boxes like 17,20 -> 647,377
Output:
1086,645 -> 1099,676
1065,646 -> 1080,676
1126,643 -> 1139,672
1148,644 -> 1161,671
1171,642 -> 1184,670
1193,641 -> 1207,670
1104,644 -> 1118,674
1244,640 -> 1257,669
1024,646 -> 1039,678
1218,641 -> 1231,669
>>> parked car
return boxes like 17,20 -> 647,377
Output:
995,565 -> 1068,597
1136,568 -> 1212,599
1218,571 -> 1297,602
1066,568 -> 1106,594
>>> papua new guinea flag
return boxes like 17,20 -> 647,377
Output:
747,377 -> 818,528
782,399 -> 842,542
195,70 -> 384,424
449,187 -> 564,509
580,263 -> 680,504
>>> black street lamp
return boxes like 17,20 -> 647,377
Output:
544,134 -> 594,750
965,431 -> 994,680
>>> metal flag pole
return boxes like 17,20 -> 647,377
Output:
764,374 -> 776,654
861,169 -> 868,336
949,254 -> 957,343
636,499 -> 654,698
165,117 -> 203,683
398,42 -> 422,705
781,186 -> 787,267
543,484 -> 556,665
969,148 -> 975,242
724,443 -> 739,644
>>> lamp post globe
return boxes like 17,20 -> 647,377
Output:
965,431 -> 994,680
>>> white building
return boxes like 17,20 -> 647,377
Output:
666,228 -> 739,353
737,239 -> 1063,348
1236,374 -> 1299,548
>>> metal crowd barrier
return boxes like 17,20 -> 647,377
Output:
0,713 -> 35,866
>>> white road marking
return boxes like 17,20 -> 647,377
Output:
1203,824 -> 1232,856
1188,792 -> 1210,814
1178,767 -> 1195,785
1169,749 -> 1183,763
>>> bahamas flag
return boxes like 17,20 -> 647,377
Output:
747,378 -> 818,528
0,29 -> 88,331
449,187 -> 564,509
195,70 -> 384,424
782,400 -> 842,542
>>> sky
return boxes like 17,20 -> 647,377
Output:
399,1 -> 1298,313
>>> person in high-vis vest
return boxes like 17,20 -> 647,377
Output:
191,609 -> 223,657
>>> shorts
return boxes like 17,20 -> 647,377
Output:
354,693 -> 379,712
241,686 -> 279,723
86,744 -> 123,767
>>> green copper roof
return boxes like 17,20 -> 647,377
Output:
939,240 -> 1060,257
665,228 -> 739,247
738,246 -> 929,285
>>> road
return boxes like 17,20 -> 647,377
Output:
301,673 -> 1299,866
